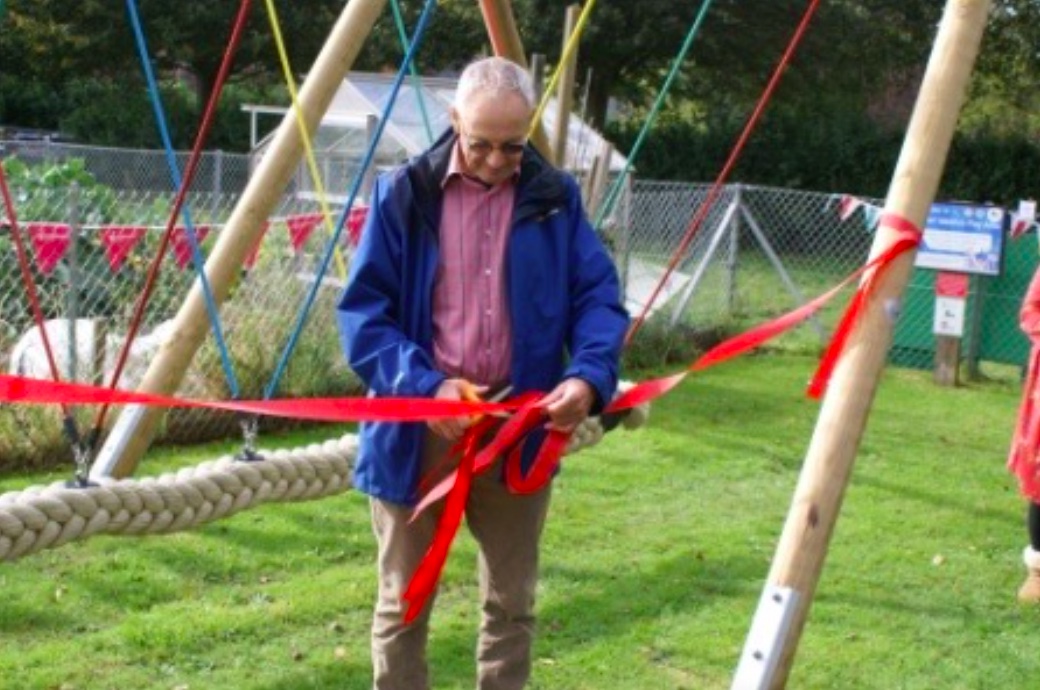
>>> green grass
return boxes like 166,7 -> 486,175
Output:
1,354 -> 1037,689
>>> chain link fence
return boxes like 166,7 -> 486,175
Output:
0,143 -> 1033,471
616,180 -> 1034,378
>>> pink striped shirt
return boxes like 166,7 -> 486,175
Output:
431,144 -> 517,388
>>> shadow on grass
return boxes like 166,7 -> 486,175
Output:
535,548 -> 762,653
852,472 -> 1019,528
253,657 -> 373,690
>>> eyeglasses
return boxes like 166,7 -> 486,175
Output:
459,129 -> 527,158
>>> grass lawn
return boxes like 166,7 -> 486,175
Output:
0,352 -> 1037,689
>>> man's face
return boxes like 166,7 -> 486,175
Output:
450,91 -> 531,186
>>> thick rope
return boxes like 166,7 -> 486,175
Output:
0,435 -> 357,562
0,383 -> 650,563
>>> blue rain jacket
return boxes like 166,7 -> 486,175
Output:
336,131 -> 628,505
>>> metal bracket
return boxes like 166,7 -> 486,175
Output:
731,584 -> 800,690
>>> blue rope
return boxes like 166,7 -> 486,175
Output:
125,0 -> 241,399
263,0 -> 438,400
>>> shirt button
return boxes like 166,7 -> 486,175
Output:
485,268 -> 491,276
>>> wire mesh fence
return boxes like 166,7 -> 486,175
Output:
616,180 -> 1035,378
0,143 -> 1034,472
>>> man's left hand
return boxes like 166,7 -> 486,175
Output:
541,378 -> 595,433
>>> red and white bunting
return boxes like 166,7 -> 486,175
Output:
286,213 -> 323,252
347,205 -> 369,247
837,194 -> 864,221
99,225 -> 147,272
243,221 -> 272,270
26,223 -> 72,275
1010,213 -> 1038,239
169,225 -> 211,270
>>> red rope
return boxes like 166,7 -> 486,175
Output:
90,0 -> 255,439
625,0 -> 822,348
0,164 -> 74,422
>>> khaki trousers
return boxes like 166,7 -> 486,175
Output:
370,432 -> 551,690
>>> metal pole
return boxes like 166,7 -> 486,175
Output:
725,184 -> 742,315
66,183 -> 81,382
732,2 -> 992,687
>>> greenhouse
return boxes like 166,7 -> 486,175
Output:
243,70 -> 629,208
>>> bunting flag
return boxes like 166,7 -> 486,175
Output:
286,213 -> 323,252
26,223 -> 72,275
169,224 -> 211,270
99,225 -> 147,272
1010,213 -> 1038,239
837,194 -> 864,221
244,221 -> 272,271
834,194 -> 883,232
346,205 -> 369,247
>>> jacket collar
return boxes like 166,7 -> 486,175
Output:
407,128 -> 571,228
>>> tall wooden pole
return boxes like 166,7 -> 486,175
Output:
551,5 -> 581,167
91,0 -> 389,479
731,1 -> 992,688
477,0 -> 553,158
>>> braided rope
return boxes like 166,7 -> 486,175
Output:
0,384 -> 650,564
0,435 -> 358,563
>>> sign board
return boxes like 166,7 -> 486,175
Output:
916,203 -> 1006,276
933,296 -> 965,337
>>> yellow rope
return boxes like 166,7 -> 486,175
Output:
527,0 -> 599,139
264,0 -> 347,279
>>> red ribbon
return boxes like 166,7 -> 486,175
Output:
401,416 -> 496,623
402,394 -> 566,623
0,374 -> 516,422
0,215 -> 922,623
806,213 -> 921,398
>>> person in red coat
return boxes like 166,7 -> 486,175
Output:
1009,265 -> 1040,601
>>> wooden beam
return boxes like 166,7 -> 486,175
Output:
551,5 -> 581,167
477,0 -> 553,158
732,1 -> 993,687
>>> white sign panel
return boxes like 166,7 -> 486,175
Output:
933,296 -> 965,337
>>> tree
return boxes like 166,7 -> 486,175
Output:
964,0 -> 1040,136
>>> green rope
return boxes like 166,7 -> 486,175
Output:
594,0 -> 715,230
391,0 -> 435,145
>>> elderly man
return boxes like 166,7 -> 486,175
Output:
337,56 -> 628,689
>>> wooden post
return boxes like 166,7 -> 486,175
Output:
91,318 -> 107,387
933,335 -> 961,386
530,53 -> 546,105
551,5 -> 581,167
586,143 -> 614,219
90,0 -> 389,480
477,0 -> 552,158
731,2 -> 992,688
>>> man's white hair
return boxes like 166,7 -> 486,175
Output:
455,57 -> 536,110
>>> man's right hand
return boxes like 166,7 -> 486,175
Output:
428,378 -> 487,442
